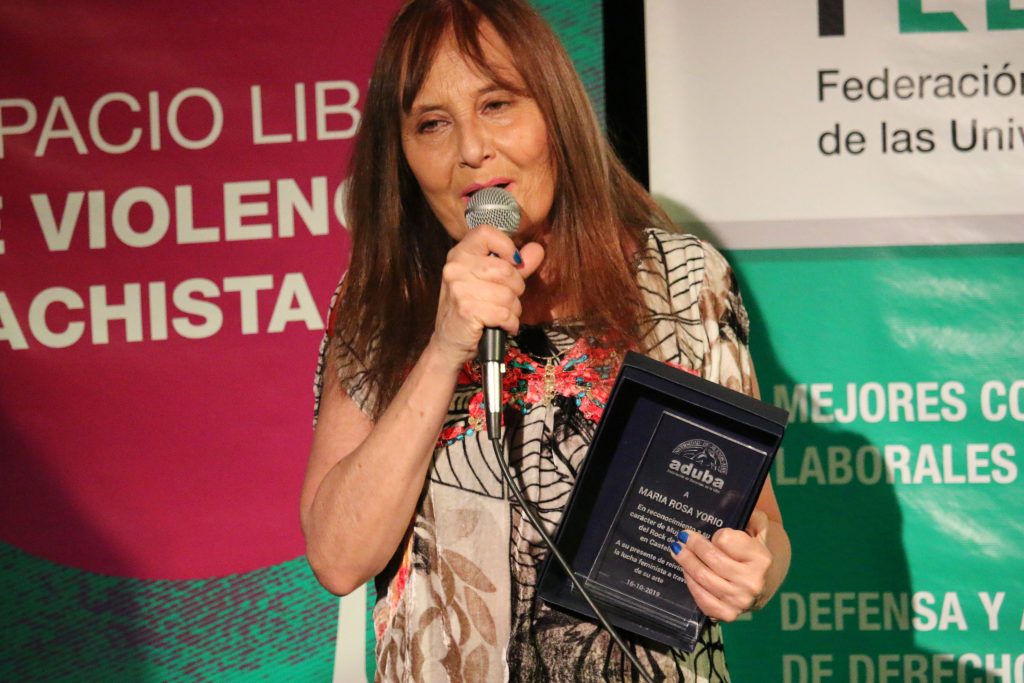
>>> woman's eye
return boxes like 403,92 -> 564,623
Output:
483,100 -> 510,113
417,119 -> 443,134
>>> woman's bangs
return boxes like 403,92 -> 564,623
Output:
399,5 -> 528,113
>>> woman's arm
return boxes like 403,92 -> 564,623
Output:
300,341 -> 462,596
751,478 -> 791,608
300,227 -> 545,595
666,239 -> 791,620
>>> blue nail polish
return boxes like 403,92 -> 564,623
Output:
677,531 -> 689,544
670,541 -> 682,554
513,250 -> 523,265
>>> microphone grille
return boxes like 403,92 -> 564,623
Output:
464,187 -> 521,234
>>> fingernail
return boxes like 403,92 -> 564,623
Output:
677,531 -> 689,544
670,541 -> 682,554
513,250 -> 523,266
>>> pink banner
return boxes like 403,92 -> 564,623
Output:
0,1 -> 402,580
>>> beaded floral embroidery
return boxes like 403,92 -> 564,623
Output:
437,336 -> 620,446
436,336 -> 701,447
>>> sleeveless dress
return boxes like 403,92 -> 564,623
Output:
314,229 -> 760,682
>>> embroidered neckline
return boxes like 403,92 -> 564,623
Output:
434,328 -> 701,448
436,336 -> 621,447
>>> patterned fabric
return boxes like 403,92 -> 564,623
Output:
316,229 -> 759,682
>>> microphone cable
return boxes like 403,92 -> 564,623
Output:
487,433 -> 656,683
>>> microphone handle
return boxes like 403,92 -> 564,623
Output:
479,327 -> 506,437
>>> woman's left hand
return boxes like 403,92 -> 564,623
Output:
669,510 -> 774,622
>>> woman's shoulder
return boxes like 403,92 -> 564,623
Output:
641,228 -> 750,349
634,227 -> 751,376
638,226 -> 718,260
314,275 -> 379,423
638,227 -> 734,286
637,227 -> 709,286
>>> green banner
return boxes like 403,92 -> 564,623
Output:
724,244 -> 1024,681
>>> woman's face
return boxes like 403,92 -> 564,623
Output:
400,25 -> 555,243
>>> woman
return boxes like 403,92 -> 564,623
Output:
301,0 -> 791,680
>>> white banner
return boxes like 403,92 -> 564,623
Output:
645,0 -> 1024,248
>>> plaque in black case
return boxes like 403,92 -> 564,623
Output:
537,351 -> 787,652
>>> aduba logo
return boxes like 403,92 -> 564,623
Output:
668,439 -> 728,492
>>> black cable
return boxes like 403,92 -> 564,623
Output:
489,436 -> 656,683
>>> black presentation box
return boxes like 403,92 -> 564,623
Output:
537,351 -> 787,652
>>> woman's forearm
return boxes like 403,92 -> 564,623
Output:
758,519 -> 791,609
302,341 -> 461,595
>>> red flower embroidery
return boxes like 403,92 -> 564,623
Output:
434,337 -> 625,447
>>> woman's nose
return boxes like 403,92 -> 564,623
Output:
457,118 -> 494,168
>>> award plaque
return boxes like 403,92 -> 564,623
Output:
537,351 -> 787,652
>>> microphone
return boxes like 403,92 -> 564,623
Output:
464,186 -> 521,438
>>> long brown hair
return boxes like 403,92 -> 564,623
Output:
335,0 -> 673,418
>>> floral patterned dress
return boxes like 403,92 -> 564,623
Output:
315,229 -> 759,682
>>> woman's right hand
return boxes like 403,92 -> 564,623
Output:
430,225 -> 545,368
